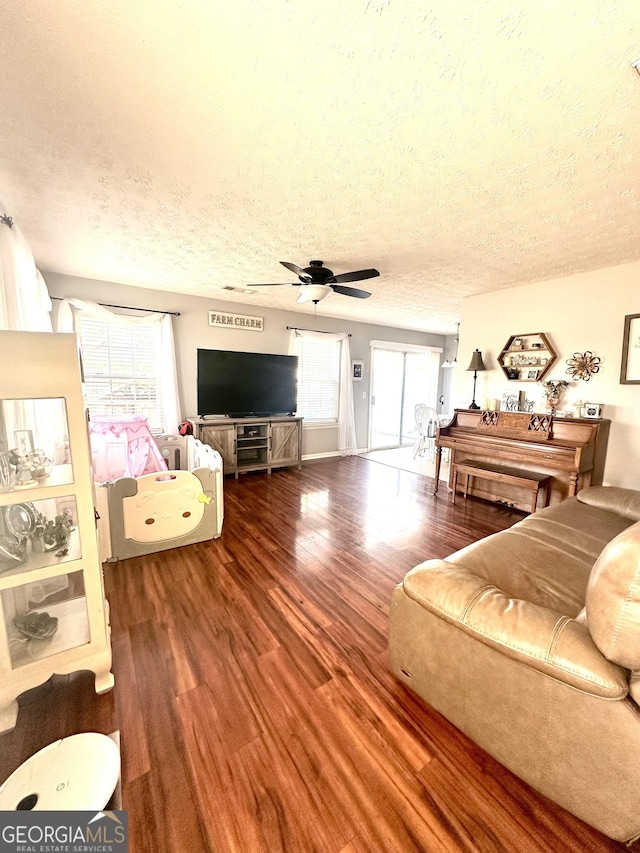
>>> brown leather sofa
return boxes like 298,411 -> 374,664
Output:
389,486 -> 640,842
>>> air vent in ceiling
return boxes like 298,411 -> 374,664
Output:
220,285 -> 258,294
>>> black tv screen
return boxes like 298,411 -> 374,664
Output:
197,349 -> 298,417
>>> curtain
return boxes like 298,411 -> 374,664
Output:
0,206 -> 61,456
289,329 -> 357,456
0,208 -> 52,333
56,297 -> 182,434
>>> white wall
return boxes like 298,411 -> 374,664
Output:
453,261 -> 640,488
44,272 -> 446,457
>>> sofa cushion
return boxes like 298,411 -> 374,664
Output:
401,561 -> 629,699
577,486 -> 640,522
511,497 -> 633,559
446,498 -> 633,616
586,521 -> 640,677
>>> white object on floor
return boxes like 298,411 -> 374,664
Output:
0,732 -> 120,811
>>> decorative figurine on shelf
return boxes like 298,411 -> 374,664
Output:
26,449 -> 53,484
7,448 -> 53,488
14,455 -> 36,488
43,514 -> 72,551
540,379 -> 569,415
42,520 -> 57,549
14,611 -> 58,640
54,513 -> 72,547
31,511 -> 47,553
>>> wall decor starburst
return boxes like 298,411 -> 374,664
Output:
566,351 -> 601,381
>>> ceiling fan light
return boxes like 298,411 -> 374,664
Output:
297,284 -> 332,304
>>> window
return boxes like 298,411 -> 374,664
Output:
295,335 -> 341,422
77,314 -> 165,432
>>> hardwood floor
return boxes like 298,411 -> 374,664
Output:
0,457 -> 629,852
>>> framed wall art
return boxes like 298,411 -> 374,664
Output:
352,361 -> 364,381
620,313 -> 640,384
13,430 -> 34,457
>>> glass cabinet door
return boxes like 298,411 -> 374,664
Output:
0,495 -> 81,580
0,397 -> 73,491
1,570 -> 89,670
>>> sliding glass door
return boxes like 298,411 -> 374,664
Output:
368,342 -> 440,450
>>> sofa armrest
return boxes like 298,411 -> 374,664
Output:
402,560 -> 629,699
577,486 -> 640,521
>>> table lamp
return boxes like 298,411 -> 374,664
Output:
466,349 -> 486,410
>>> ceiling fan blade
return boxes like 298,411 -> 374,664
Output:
330,284 -> 371,299
330,268 -> 380,284
280,261 -> 312,282
246,282 -> 298,287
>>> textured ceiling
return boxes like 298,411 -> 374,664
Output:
1,0 -> 639,333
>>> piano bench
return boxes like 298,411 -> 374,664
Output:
452,459 -> 552,514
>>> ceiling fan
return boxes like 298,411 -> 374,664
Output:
249,260 -> 379,304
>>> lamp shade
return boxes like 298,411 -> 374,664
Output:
466,349 -> 486,372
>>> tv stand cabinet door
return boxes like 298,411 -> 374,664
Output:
270,421 -> 302,470
200,424 -> 236,473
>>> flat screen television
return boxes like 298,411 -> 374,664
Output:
197,349 -> 298,418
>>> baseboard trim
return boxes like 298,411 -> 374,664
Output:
302,450 -> 368,461
302,451 -> 341,461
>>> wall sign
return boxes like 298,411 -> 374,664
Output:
208,311 -> 264,332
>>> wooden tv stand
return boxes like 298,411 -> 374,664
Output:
193,416 -> 303,478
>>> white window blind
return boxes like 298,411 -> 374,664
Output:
78,315 -> 165,432
295,335 -> 341,422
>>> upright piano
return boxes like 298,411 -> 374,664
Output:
434,409 -> 610,512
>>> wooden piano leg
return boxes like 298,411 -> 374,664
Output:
569,473 -> 578,496
433,446 -> 442,495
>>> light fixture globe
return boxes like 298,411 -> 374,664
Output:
297,284 -> 332,304
441,322 -> 460,368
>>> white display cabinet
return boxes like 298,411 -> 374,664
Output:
0,331 -> 113,733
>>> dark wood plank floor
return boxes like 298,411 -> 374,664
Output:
0,457 -> 628,852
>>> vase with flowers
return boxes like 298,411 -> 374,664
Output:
540,379 -> 569,415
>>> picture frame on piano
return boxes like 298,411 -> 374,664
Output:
620,313 -> 640,384
501,392 -> 521,412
